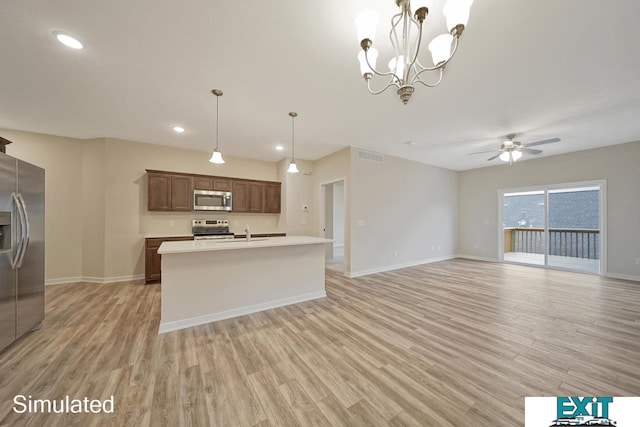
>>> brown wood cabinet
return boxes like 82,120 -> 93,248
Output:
193,176 -> 213,190
147,173 -> 172,211
147,172 -> 193,211
232,180 -> 266,212
146,169 -> 280,213
170,175 -> 193,211
264,182 -> 281,213
193,176 -> 231,191
145,236 -> 193,284
231,180 -> 250,212
213,178 -> 231,191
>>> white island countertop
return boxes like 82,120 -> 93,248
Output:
158,234 -> 331,333
158,235 -> 332,254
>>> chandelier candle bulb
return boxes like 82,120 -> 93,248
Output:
428,34 -> 454,66
443,0 -> 474,34
356,9 -> 379,43
358,48 -> 378,76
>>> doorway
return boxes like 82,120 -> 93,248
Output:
500,181 -> 604,274
321,180 -> 345,273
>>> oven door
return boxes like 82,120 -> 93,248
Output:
194,190 -> 232,211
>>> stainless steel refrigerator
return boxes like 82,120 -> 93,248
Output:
0,152 -> 44,353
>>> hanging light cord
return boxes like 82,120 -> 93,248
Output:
291,115 -> 295,160
215,95 -> 220,151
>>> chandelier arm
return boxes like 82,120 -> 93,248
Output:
366,78 -> 398,95
389,11 -> 403,60
406,16 -> 425,79
413,68 -> 444,88
410,36 -> 460,84
364,47 -> 400,80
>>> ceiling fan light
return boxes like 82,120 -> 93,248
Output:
443,0 -> 474,32
357,48 -> 378,75
428,34 -> 453,66
512,150 -> 523,161
356,9 -> 378,43
209,149 -> 225,164
499,152 -> 510,162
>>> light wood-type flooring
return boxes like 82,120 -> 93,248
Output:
1,259 -> 639,426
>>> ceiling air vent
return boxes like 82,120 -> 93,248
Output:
356,149 -> 384,163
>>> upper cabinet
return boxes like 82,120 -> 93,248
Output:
264,182 -> 281,213
148,172 -> 193,211
146,170 -> 280,213
170,175 -> 193,211
193,176 -> 231,191
232,180 -> 264,212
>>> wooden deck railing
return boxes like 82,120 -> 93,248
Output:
504,227 -> 600,259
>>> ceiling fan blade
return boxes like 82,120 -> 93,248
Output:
520,148 -> 542,155
470,150 -> 499,155
524,137 -> 560,147
487,153 -> 502,161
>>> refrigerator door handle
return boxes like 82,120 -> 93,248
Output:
9,192 -> 23,270
16,193 -> 30,269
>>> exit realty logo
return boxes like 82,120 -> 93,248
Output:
525,396 -> 640,426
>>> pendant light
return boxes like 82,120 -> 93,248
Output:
287,112 -> 299,174
209,89 -> 225,164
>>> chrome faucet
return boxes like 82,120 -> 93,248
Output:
244,223 -> 251,242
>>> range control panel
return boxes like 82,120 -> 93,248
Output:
192,219 -> 228,226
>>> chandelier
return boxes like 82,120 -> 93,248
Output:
356,0 -> 473,104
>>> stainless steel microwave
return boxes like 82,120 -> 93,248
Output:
193,190 -> 232,211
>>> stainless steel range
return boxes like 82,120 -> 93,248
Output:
192,219 -> 235,240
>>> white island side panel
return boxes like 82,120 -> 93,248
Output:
159,242 -> 327,333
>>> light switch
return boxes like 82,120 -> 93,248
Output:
357,219 -> 365,227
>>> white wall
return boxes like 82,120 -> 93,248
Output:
333,181 -> 345,247
349,148 -> 458,277
282,159 -> 315,236
2,129 -> 84,283
311,149 -> 351,272
458,140 -> 640,281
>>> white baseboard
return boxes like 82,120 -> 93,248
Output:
158,290 -> 327,334
348,256 -> 455,278
604,272 -> 640,283
45,274 -> 144,286
455,254 -> 499,263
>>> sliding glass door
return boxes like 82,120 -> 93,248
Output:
501,182 -> 603,274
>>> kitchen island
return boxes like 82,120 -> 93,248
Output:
157,236 -> 332,333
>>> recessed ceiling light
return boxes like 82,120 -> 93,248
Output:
53,31 -> 83,49
275,145 -> 284,151
173,126 -> 185,133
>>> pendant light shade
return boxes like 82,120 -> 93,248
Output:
288,112 -> 299,174
209,89 -> 225,164
209,149 -> 224,164
287,161 -> 299,173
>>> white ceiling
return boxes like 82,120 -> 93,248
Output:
1,0 -> 640,171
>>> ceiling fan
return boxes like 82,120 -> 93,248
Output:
471,134 -> 561,165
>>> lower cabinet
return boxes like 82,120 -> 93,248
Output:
145,237 -> 193,284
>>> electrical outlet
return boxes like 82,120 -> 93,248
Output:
169,220 -> 175,226
394,249 -> 398,257
636,258 -> 640,266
